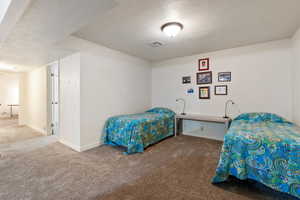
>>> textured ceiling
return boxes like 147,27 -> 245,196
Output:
75,0 -> 300,61
1,0 -> 300,71
0,0 -> 116,71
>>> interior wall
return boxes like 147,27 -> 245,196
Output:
19,66 -> 48,134
80,39 -> 151,150
57,36 -> 297,149
59,53 -> 81,150
292,27 -> 300,126
152,40 -> 294,139
0,73 -> 19,117
57,37 -> 151,151
152,40 -> 293,139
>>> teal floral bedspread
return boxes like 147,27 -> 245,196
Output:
212,113 -> 300,198
103,107 -> 175,154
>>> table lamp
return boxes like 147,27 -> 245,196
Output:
176,98 -> 186,115
224,100 -> 235,118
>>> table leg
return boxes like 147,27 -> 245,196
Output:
174,118 -> 177,137
10,105 -> 12,118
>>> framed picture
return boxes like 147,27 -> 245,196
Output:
215,85 -> 228,95
199,87 -> 210,99
198,58 -> 209,71
187,88 -> 194,94
182,76 -> 191,84
196,71 -> 212,85
218,72 -> 231,82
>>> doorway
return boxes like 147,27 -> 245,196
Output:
0,72 -> 43,144
0,73 -> 19,120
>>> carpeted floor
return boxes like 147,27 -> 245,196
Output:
0,117 -> 43,144
0,135 -> 297,200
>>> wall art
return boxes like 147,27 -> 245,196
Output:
182,76 -> 191,84
197,71 -> 212,85
199,58 -> 209,71
215,85 -> 228,95
199,86 -> 210,99
218,72 -> 231,82
187,88 -> 194,94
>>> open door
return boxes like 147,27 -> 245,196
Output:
49,62 -> 60,136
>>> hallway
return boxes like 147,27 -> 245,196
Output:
0,117 -> 43,144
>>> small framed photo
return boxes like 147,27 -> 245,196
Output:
182,76 -> 191,84
187,88 -> 194,94
199,87 -> 210,99
218,72 -> 231,82
215,85 -> 228,95
196,71 -> 212,85
198,58 -> 209,71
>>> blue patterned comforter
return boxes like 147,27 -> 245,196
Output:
103,107 -> 175,154
212,113 -> 300,198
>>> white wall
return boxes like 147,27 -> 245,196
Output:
57,36 -> 297,148
292,28 -> 300,126
19,67 -> 48,134
152,40 -> 293,139
58,38 -> 151,151
0,73 -> 19,117
59,53 -> 81,150
152,39 -> 293,119
80,41 -> 151,150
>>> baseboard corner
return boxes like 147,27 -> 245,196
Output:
79,141 -> 101,152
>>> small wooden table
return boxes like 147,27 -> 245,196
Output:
175,114 -> 231,136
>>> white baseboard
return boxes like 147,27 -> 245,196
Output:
59,139 -> 102,152
59,139 -> 81,152
79,141 -> 101,152
27,125 -> 47,135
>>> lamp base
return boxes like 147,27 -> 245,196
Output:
181,113 -> 186,115
223,116 -> 229,119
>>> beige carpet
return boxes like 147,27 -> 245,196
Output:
0,135 -> 297,200
0,117 -> 43,144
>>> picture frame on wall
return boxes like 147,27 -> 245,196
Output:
198,58 -> 209,71
196,71 -> 212,85
199,87 -> 210,99
218,72 -> 231,82
215,85 -> 228,95
182,76 -> 191,84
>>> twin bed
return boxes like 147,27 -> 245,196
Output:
103,109 -> 300,198
212,112 -> 300,199
103,107 -> 175,154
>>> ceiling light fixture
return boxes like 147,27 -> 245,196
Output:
161,22 -> 183,37
0,63 -> 16,71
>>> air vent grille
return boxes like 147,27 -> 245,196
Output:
149,41 -> 163,48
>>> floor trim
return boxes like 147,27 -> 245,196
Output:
59,139 -> 102,152
59,139 -> 81,152
27,125 -> 47,135
79,141 -> 101,152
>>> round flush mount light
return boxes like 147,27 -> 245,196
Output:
0,63 -> 16,71
161,22 -> 183,37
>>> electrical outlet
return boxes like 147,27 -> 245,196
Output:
200,126 -> 204,131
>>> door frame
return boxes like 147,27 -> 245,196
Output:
47,60 -> 60,136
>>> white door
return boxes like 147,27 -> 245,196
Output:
50,62 -> 60,136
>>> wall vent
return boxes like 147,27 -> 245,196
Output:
149,41 -> 163,48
